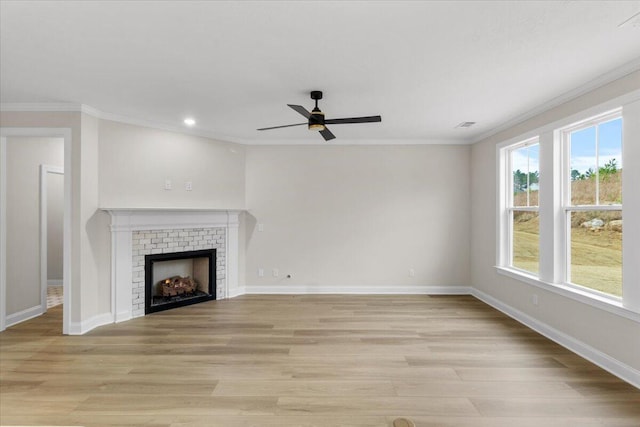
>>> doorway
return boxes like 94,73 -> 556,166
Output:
0,128 -> 72,334
41,164 -> 64,311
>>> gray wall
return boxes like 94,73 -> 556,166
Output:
47,171 -> 64,282
470,70 -> 640,371
98,119 -> 246,209
245,144 -> 471,290
6,136 -> 63,315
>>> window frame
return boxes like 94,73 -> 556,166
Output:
561,109 -> 623,299
495,92 -> 640,321
504,137 -> 540,276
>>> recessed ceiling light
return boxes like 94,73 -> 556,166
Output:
184,118 -> 196,126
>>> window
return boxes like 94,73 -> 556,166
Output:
497,102 -> 636,312
563,112 -> 622,297
506,138 -> 540,275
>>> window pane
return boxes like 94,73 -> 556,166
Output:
569,210 -> 622,297
512,210 -> 539,274
570,126 -> 596,205
597,118 -> 622,205
511,144 -> 539,207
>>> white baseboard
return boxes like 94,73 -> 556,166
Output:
227,287 -> 245,298
114,310 -> 131,323
243,284 -> 472,295
471,288 -> 640,389
5,304 -> 44,328
68,312 -> 114,335
47,279 -> 63,287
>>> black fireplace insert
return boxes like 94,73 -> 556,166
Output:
144,249 -> 216,314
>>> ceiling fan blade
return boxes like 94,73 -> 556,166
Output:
257,123 -> 307,131
288,104 -> 311,118
324,115 -> 382,125
319,127 -> 336,141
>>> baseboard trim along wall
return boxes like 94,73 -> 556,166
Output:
68,312 -> 114,335
5,304 -> 43,328
243,285 -> 472,295
471,288 -> 640,389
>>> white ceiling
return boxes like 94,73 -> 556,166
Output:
1,1 -> 639,145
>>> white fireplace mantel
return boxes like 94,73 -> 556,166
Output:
102,208 -> 242,323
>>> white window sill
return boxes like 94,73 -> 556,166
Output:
495,266 -> 640,323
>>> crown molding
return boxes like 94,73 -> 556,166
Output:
3,56 -> 639,147
246,138 -> 468,146
0,102 -> 249,144
470,56 -> 640,144
0,102 -> 84,112
0,102 -> 462,146
85,106 -> 247,145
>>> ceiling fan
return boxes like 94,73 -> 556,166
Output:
257,91 -> 382,141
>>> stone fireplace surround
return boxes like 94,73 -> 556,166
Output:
104,209 -> 241,322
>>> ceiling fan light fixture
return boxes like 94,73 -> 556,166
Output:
309,107 -> 325,131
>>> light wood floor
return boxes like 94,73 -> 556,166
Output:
1,295 -> 639,426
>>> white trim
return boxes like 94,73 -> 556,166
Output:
499,136 -> 541,274
48,280 -> 63,287
492,90 -> 640,151
5,305 -> 43,328
471,288 -> 640,389
103,209 -> 242,322
0,128 -> 72,335
473,58 -> 640,144
227,286 -> 245,298
0,102 -> 84,112
240,138 -> 465,146
68,312 -> 114,335
496,94 -> 638,318
496,267 -> 638,323
244,285 -> 472,295
0,103 -> 465,146
559,110 -> 624,292
622,99 -> 640,312
0,137 -> 6,332
40,164 -> 64,314
564,205 -> 622,212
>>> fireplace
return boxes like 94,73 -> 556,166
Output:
104,208 -> 241,322
145,249 -> 216,314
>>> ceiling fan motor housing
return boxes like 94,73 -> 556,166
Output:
309,108 -> 325,130
308,91 -> 325,130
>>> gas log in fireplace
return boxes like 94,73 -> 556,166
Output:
145,249 -> 216,314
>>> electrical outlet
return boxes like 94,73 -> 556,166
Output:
409,268 -> 415,277
185,181 -> 192,191
258,268 -> 264,277
532,294 -> 539,306
258,223 -> 264,232
164,179 -> 172,190
272,268 -> 279,277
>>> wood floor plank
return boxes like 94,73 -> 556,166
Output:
1,295 -> 638,426
276,396 -> 478,416
393,379 -> 582,398
212,379 -> 396,397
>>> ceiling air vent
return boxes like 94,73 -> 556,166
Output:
455,121 -> 476,129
